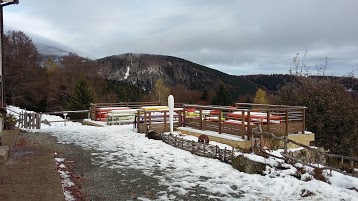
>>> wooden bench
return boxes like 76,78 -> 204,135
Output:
96,107 -> 130,121
106,109 -> 138,125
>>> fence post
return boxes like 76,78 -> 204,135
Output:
137,110 -> 140,132
224,147 -> 227,161
247,111 -> 251,140
302,108 -> 306,134
241,111 -> 245,139
284,110 -> 289,153
232,147 -> 234,161
199,108 -> 203,130
203,144 -> 206,155
148,112 -> 152,130
183,106 -> 186,127
215,145 -> 218,158
285,110 -> 289,135
267,110 -> 271,132
144,111 -> 148,133
18,111 -> 23,128
36,113 -> 42,129
164,111 -> 167,132
218,110 -> 222,134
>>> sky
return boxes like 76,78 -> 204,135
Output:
3,0 -> 358,76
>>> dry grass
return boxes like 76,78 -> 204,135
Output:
313,168 -> 327,182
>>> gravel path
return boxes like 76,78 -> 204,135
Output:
28,131 -> 240,201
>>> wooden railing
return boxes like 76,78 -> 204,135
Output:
136,109 -> 184,133
182,103 -> 306,140
89,102 -> 183,120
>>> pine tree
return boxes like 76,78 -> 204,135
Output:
68,79 -> 93,111
211,84 -> 232,106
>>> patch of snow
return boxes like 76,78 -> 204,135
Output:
55,157 -> 76,201
177,126 -> 246,141
124,66 -> 130,80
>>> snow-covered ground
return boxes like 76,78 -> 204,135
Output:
8,106 -> 358,200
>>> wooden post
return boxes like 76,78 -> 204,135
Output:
23,112 -> 27,129
284,109 -> 289,153
178,110 -> 182,127
144,111 -> 148,133
247,111 -> 251,140
224,147 -> 227,161
183,106 -> 186,127
199,108 -> 203,130
137,110 -> 140,133
215,145 -> 218,158
218,110 -> 222,134
30,113 -> 35,129
164,111 -> 167,132
267,110 -> 271,132
148,112 -> 152,130
302,108 -> 306,134
285,109 -> 289,135
241,111 -> 245,139
232,147 -> 234,161
36,113 -> 41,129
203,144 -> 206,155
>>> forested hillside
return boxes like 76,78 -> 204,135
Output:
98,54 -> 257,101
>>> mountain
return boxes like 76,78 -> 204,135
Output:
97,53 -> 258,100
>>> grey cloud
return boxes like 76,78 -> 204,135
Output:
3,0 -> 358,76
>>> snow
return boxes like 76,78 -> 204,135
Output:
55,157 -> 75,201
177,126 -> 246,141
124,65 -> 130,80
9,106 -> 357,200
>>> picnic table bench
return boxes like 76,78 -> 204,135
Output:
96,107 -> 130,121
106,109 -> 138,125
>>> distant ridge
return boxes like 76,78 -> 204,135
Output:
97,53 -> 258,99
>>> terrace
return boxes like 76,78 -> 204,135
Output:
89,102 -> 314,149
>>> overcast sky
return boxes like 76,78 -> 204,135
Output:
4,0 -> 358,76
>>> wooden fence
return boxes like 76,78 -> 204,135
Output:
182,103 -> 306,140
160,133 -> 234,163
251,129 -> 358,178
18,110 -> 42,129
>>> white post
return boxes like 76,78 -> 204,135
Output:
63,113 -> 67,126
168,95 -> 174,134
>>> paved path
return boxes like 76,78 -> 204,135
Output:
0,132 -> 64,201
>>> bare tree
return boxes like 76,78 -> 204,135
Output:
3,30 -> 46,110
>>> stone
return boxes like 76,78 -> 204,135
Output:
145,130 -> 162,140
232,155 -> 267,174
